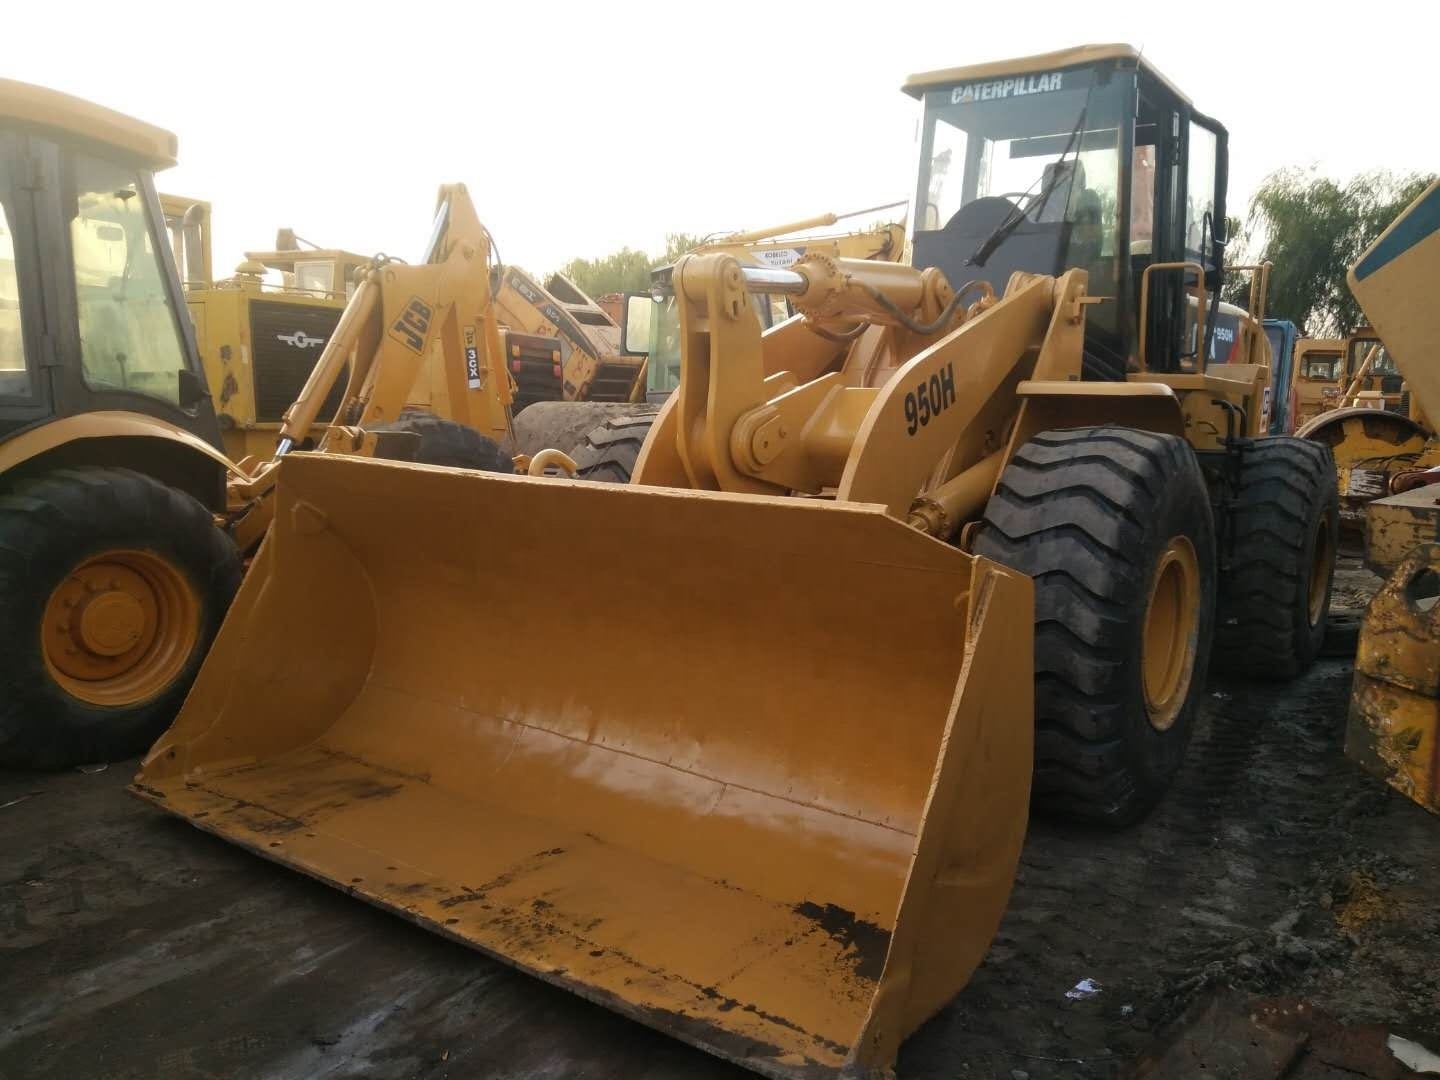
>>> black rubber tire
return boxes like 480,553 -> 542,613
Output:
570,412 -> 660,484
1211,437 -> 1339,679
974,427 -> 1218,826
0,467 -> 242,769
370,413 -> 514,472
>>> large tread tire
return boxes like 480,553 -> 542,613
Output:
974,427 -> 1218,827
0,467 -> 242,768
370,414 -> 514,473
1212,437 -> 1339,679
506,401 -> 662,460
571,412 -> 661,484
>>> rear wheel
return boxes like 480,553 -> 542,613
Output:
0,467 -> 242,768
1212,437 -> 1339,679
571,412 -> 660,484
974,427 -> 1217,826
370,413 -> 513,472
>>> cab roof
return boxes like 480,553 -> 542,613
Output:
903,44 -> 1192,108
0,77 -> 177,169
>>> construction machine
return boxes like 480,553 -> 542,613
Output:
1340,179 -> 1440,814
0,77 -> 534,768
0,80 -> 244,768
1293,319 -> 1434,526
161,208 -> 370,463
133,45 -> 1338,1079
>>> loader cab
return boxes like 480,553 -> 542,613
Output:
0,83 -> 222,454
906,45 -> 1227,380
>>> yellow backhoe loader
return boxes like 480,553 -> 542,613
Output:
0,80 -> 244,768
1340,178 -> 1440,814
0,77 -> 526,768
133,45 -> 1338,1079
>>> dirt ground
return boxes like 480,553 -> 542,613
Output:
2,555 -> 1437,1080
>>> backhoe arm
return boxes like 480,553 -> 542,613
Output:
279,183 -> 513,454
225,184 -> 515,550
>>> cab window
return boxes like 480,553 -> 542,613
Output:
0,196 -> 28,398
69,154 -> 188,405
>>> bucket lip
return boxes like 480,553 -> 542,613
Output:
127,777 -> 869,1080
271,451 -> 976,569
280,448 -> 890,509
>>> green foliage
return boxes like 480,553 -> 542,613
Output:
1225,168 -> 1435,335
557,247 -> 654,298
556,232 -> 708,298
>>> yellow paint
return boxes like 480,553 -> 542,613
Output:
133,453 -> 1034,1077
1346,544 -> 1440,815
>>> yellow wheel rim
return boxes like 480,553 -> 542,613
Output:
1308,516 -> 1334,627
1142,536 -> 1201,732
41,549 -> 201,708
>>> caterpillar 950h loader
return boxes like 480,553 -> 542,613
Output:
134,44 -> 1338,1079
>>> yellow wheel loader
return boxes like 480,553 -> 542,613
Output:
1339,179 -> 1440,814
133,44 -> 1338,1079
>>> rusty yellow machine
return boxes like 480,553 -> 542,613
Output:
1341,178 -> 1440,815
134,45 -> 1339,1079
1293,321 -> 1435,526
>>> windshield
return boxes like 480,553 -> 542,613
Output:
912,62 -> 1129,340
1301,349 -> 1342,380
1347,336 -> 1397,377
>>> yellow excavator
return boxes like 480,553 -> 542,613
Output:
134,44 -> 1338,1079
1341,178 -> 1440,815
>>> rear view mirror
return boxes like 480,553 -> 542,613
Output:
620,293 -> 653,356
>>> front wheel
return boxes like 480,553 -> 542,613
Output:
0,467 -> 242,768
974,427 -> 1218,826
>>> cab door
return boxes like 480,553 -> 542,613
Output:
0,134 -> 56,440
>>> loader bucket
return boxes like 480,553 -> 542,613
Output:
132,453 -> 1034,1079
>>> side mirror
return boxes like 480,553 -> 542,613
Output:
620,293 -> 653,357
177,367 -> 209,410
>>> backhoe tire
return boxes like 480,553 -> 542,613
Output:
571,412 -> 660,484
0,467 -> 242,769
974,427 -> 1217,827
371,413 -> 514,473
1211,437 -> 1339,680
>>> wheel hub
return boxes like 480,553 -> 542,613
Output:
41,550 -> 201,707
77,589 -> 147,656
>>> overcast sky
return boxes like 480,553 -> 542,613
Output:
12,1 -> 1435,278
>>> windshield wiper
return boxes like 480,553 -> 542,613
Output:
964,106 -> 1089,268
